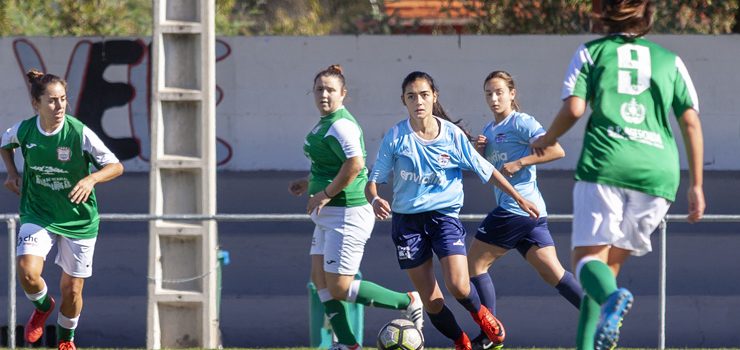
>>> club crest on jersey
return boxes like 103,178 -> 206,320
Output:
438,153 -> 450,166
620,98 -> 646,124
56,147 -> 71,162
495,133 -> 506,143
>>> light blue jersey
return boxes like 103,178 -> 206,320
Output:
482,111 -> 548,217
370,117 -> 495,217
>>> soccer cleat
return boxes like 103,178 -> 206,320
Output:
454,332 -> 473,350
25,296 -> 55,343
471,305 -> 505,345
471,332 -> 504,350
58,340 -> 76,350
594,288 -> 634,350
328,343 -> 361,350
402,291 -> 424,331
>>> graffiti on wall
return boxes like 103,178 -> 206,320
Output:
13,38 -> 233,165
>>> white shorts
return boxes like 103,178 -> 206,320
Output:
16,223 -> 97,278
310,204 -> 374,275
572,181 -> 671,256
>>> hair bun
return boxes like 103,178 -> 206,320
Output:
26,69 -> 44,83
327,64 -> 343,74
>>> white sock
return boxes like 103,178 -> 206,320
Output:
57,313 -> 80,330
318,288 -> 333,303
25,279 -> 48,301
346,280 -> 361,303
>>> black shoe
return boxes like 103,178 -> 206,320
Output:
471,333 -> 502,350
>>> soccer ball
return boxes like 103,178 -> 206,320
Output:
377,318 -> 424,350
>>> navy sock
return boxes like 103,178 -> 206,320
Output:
456,282 -> 482,313
556,271 -> 584,309
471,273 -> 497,315
427,304 -> 463,340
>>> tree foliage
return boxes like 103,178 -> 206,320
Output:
0,0 -> 737,36
458,0 -> 739,34
0,0 -> 151,36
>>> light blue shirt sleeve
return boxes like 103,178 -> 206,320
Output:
514,114 -> 546,143
369,127 -> 395,184
456,130 -> 495,183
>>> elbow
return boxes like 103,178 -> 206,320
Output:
554,146 -> 566,159
114,162 -> 125,177
564,96 -> 586,119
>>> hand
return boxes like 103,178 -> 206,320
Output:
474,135 -> 487,154
371,196 -> 391,220
307,191 -> 331,215
531,134 -> 555,157
516,197 -> 540,219
501,160 -> 523,178
4,173 -> 21,195
686,185 -> 705,223
288,178 -> 308,196
69,175 -> 97,204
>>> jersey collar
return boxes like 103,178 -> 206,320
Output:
36,115 -> 65,136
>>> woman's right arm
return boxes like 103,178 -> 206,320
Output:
0,148 -> 21,195
288,176 -> 309,196
487,169 -> 539,219
365,181 -> 391,220
366,129 -> 395,220
679,108 -> 705,223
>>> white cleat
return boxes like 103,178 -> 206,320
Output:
328,343 -> 361,350
402,291 -> 424,331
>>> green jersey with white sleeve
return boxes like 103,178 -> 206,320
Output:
562,35 -> 699,201
303,107 -> 368,207
1,115 -> 120,238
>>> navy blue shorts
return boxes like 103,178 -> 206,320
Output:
392,211 -> 468,269
475,207 -> 553,257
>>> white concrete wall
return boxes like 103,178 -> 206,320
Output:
1,35 -> 738,171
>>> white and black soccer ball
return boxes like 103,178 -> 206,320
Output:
377,318 -> 424,350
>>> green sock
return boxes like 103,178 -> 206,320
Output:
323,299 -> 357,345
355,280 -> 411,309
57,324 -> 75,342
579,260 -> 618,304
32,294 -> 52,312
575,295 -> 600,350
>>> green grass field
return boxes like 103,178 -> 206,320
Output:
43,347 -> 740,350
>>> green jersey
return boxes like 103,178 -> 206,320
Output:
303,107 -> 368,207
1,115 -> 120,238
562,35 -> 699,201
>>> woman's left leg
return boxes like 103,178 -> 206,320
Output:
524,245 -> 583,308
58,273 -> 84,344
440,254 -> 505,345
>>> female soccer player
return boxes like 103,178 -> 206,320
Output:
468,70 -> 584,350
532,1 -> 705,349
1,69 -> 124,350
289,65 -> 423,350
366,71 -> 539,350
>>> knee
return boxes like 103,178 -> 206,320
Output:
60,280 -> 84,299
18,270 -> 41,285
424,297 -> 445,314
447,281 -> 470,300
17,263 -> 42,287
327,284 -> 349,301
469,259 -> 493,277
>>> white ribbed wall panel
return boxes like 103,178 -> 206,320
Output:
148,0 -> 219,348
